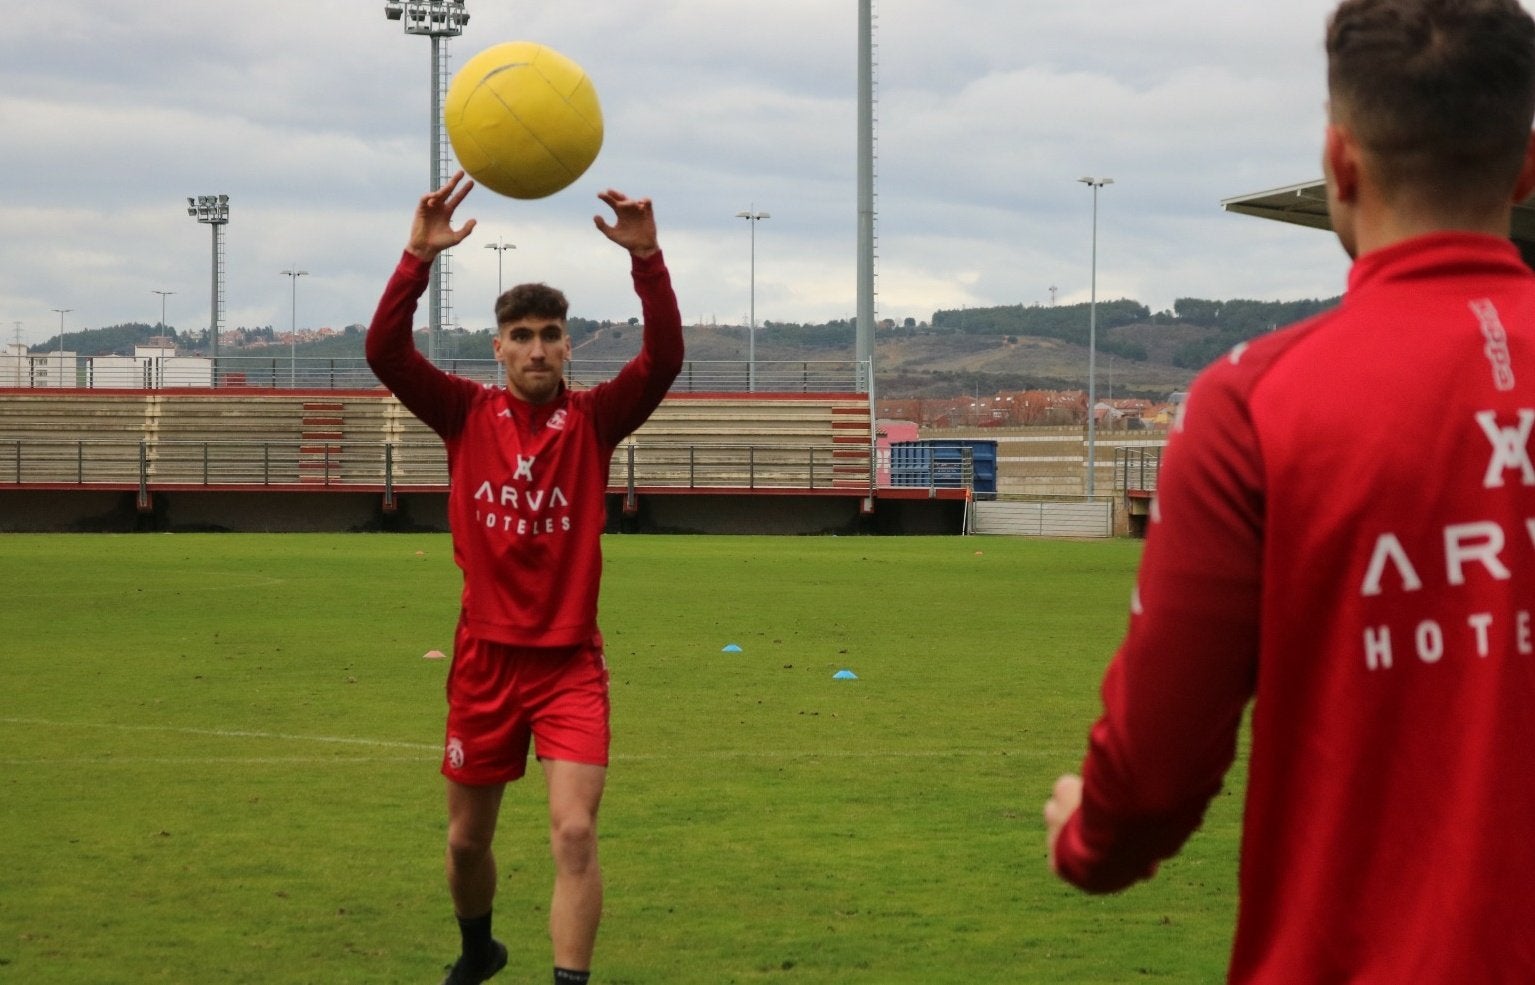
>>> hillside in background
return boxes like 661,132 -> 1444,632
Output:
28,294 -> 1340,400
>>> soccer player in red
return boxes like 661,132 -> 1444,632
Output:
1045,0 -> 1535,981
367,171 -> 683,985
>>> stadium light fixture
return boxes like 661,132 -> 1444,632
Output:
1078,176 -> 1113,498
384,0 -> 471,364
281,267 -> 309,388
187,194 -> 230,376
735,207 -> 771,392
484,238 -> 516,298
51,308 -> 72,355
152,290 -> 175,334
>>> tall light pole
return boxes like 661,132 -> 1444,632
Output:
281,267 -> 308,388
856,0 -> 876,398
1078,176 -> 1113,498
735,207 -> 770,391
152,290 -> 175,335
484,238 -> 515,298
187,194 -> 230,379
51,308 -> 72,355
384,0 -> 471,364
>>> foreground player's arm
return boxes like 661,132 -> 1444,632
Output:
588,190 -> 684,443
1047,358 -> 1264,893
365,172 -> 479,438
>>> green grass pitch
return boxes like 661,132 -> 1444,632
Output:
0,533 -> 1246,983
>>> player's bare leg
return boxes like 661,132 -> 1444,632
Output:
443,780 -> 508,983
542,759 -> 606,973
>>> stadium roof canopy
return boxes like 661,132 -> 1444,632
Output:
1222,179 -> 1535,267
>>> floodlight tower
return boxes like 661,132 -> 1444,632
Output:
1078,176 -> 1113,498
385,0 -> 471,363
186,194 -> 230,376
856,0 -> 877,398
735,207 -> 770,391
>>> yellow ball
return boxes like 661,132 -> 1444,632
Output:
444,41 -> 604,200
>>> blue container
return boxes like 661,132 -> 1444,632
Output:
888,439 -> 997,499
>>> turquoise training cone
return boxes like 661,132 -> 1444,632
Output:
722,644 -> 743,653
833,669 -> 858,680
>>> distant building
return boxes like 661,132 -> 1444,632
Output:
1,344 -> 77,388
88,342 -> 212,388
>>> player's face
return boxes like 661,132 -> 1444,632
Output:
494,318 -> 570,405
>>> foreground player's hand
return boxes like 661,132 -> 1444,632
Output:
408,170 -> 477,262
594,189 -> 659,259
1043,773 -> 1083,874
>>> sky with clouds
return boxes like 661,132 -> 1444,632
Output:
1,1 -> 1356,347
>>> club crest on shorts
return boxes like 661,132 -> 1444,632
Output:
446,736 -> 466,771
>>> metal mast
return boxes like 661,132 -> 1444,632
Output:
187,194 -> 229,377
385,0 -> 471,362
856,0 -> 878,398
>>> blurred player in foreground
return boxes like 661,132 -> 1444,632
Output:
367,172 -> 683,985
1046,0 -> 1535,980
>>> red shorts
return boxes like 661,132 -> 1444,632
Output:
442,628 -> 610,786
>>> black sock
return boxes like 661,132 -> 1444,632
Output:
554,968 -> 590,984
457,911 -> 494,963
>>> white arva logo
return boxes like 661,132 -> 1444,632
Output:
1476,409 -> 1535,489
446,737 -> 465,771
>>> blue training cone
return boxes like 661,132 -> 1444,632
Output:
722,643 -> 743,653
833,669 -> 858,680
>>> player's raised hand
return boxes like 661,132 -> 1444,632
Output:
594,189 -> 659,259
408,170 -> 477,262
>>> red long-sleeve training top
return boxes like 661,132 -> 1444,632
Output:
1056,232 -> 1535,983
366,249 -> 683,647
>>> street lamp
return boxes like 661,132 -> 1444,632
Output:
152,290 -> 175,334
281,267 -> 309,388
384,0 -> 471,364
51,308 -> 72,355
1078,176 -> 1113,498
187,193 -> 230,377
735,206 -> 770,391
484,238 -> 516,298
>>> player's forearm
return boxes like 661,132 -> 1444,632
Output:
366,251 -> 432,381
631,250 -> 685,379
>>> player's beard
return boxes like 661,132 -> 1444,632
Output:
508,362 -> 562,404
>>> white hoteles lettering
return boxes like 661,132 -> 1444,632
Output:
1363,611 -> 1534,670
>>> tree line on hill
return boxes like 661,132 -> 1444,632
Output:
36,296 -> 1340,370
927,296 -> 1341,368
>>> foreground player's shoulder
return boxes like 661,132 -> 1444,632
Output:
1189,308 -> 1342,410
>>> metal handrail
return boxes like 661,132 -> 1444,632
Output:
3,354 -> 871,395
0,437 -> 880,494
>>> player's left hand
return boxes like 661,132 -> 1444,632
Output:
1043,773 -> 1083,874
594,189 -> 659,259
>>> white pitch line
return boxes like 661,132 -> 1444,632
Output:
0,716 -> 438,752
0,756 -> 432,766
0,717 -> 1042,763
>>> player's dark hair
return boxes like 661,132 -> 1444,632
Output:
496,282 -> 569,327
1327,0 -> 1535,206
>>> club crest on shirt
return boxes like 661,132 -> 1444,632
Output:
547,408 -> 568,431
